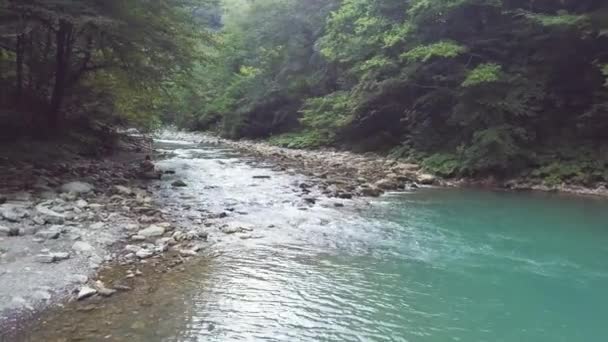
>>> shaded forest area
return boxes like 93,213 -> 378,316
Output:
0,0 -> 219,139
176,0 -> 608,186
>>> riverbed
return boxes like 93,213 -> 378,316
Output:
23,134 -> 608,341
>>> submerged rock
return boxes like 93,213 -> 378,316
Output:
171,180 -> 188,187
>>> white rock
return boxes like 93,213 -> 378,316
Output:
124,245 -> 142,253
61,182 -> 94,194
77,286 -> 97,300
75,199 -> 88,208
138,225 -> 165,238
114,185 -> 133,195
136,249 -> 154,259
72,241 -> 94,253
35,205 -> 66,219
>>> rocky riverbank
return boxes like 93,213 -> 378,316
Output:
0,135 -> 209,338
178,133 -> 438,199
171,131 -> 608,199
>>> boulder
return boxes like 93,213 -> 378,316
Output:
60,182 -> 94,194
417,174 -> 436,185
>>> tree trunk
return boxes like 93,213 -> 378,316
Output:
48,21 -> 73,130
15,34 -> 24,104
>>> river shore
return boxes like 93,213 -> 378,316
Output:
0,134 -> 209,339
189,131 -> 608,199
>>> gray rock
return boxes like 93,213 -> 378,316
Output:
253,175 -> 271,179
61,181 -> 95,194
75,199 -> 88,208
138,225 -> 165,238
35,226 -> 61,240
0,225 -> 19,237
130,235 -> 146,241
135,249 -> 154,259
77,286 -> 97,300
35,252 -> 70,263
0,204 -> 29,222
35,205 -> 66,224
72,241 -> 94,253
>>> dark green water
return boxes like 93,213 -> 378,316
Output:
26,137 -> 608,341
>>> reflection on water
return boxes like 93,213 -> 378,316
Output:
25,135 -> 608,342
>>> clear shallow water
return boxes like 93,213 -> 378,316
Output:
28,137 -> 608,341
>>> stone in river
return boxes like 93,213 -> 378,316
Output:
252,175 -> 271,179
171,180 -> 188,187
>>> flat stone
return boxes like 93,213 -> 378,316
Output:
35,227 -> 61,240
77,286 -> 97,300
138,225 -> 165,238
61,182 -> 95,194
252,175 -> 271,179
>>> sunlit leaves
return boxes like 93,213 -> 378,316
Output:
402,41 -> 466,62
462,63 -> 502,87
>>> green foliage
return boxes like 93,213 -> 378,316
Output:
462,63 -> 502,87
422,153 -> 461,177
525,12 -> 589,27
402,41 -> 466,62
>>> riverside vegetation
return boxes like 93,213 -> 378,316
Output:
2,0 -> 608,188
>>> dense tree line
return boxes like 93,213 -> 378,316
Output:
0,0 -> 216,136
180,0 -> 608,185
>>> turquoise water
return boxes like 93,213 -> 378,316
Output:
27,138 -> 608,341
170,188 -> 608,342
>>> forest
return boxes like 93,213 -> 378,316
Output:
2,0 -> 608,185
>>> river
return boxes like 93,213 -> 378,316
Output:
24,135 -> 608,341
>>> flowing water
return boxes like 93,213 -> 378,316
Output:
25,136 -> 608,341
